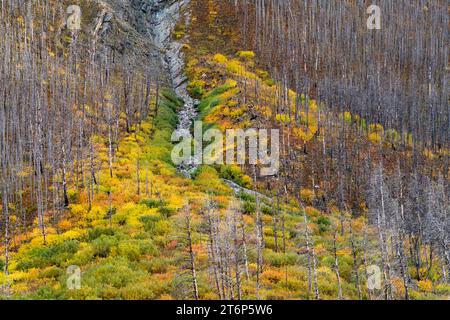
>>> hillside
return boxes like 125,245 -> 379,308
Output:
0,0 -> 448,300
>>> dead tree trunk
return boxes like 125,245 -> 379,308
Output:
185,205 -> 199,300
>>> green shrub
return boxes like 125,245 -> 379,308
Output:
114,212 -> 127,226
154,103 -> 178,131
26,285 -> 64,300
220,166 -> 243,184
262,205 -> 274,215
120,282 -> 156,300
265,250 -> 284,267
161,89 -> 184,110
140,199 -> 166,208
139,214 -> 162,232
242,201 -> 256,215
87,227 -> 115,241
284,252 -> 299,265
316,216 -> 331,233
159,206 -> 175,218
91,235 -> 118,258
138,239 -> 160,256
39,266 -> 63,279
264,250 -> 298,267
154,220 -> 172,236
83,258 -> 147,290
435,284 -> 450,295
237,191 -> 255,202
219,165 -> 251,187
116,242 -> 141,261
70,244 -> 95,266
188,85 -> 204,99
16,240 -> 79,270
147,258 -> 169,273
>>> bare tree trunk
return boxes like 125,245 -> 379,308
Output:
185,205 -> 199,300
349,221 -> 362,300
207,208 -> 222,299
240,210 -> 250,282
136,156 -> 141,196
333,231 -> 343,300
312,243 -> 320,300
253,166 -> 264,299
232,207 -> 242,300
303,213 -> 319,299
363,225 -> 372,300
1,184 -> 10,296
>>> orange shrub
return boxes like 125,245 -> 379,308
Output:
261,269 -> 283,284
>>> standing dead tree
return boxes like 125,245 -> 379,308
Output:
184,204 -> 199,300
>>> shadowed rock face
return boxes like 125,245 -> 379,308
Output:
89,0 -> 181,85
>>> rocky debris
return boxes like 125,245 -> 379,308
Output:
222,179 -> 273,203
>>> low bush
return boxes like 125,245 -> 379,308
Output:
87,227 -> 115,241
159,206 -> 175,218
138,239 -> 160,256
82,258 -> 147,290
264,250 -> 298,267
237,191 -> 255,202
140,214 -> 162,233
16,240 -> 80,270
39,266 -> 63,279
242,201 -> 256,215
116,241 -> 141,261
219,165 -> 252,188
316,216 -> 331,234
147,258 -> 169,274
140,198 -> 167,209
91,235 -> 119,258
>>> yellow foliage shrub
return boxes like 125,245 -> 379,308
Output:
60,229 -> 86,241
336,248 -> 352,256
86,205 -> 107,222
368,132 -> 382,144
343,111 -> 352,124
369,123 -> 384,134
226,60 -> 243,74
214,53 -> 228,64
276,114 -> 291,124
237,51 -> 255,60
418,280 -> 433,292
70,204 -> 88,217
300,189 -> 315,205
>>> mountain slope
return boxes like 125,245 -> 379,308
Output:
0,0 -> 448,300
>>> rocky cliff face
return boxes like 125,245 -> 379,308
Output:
86,0 -> 183,84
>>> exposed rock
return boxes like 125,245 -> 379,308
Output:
88,0 -> 174,84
